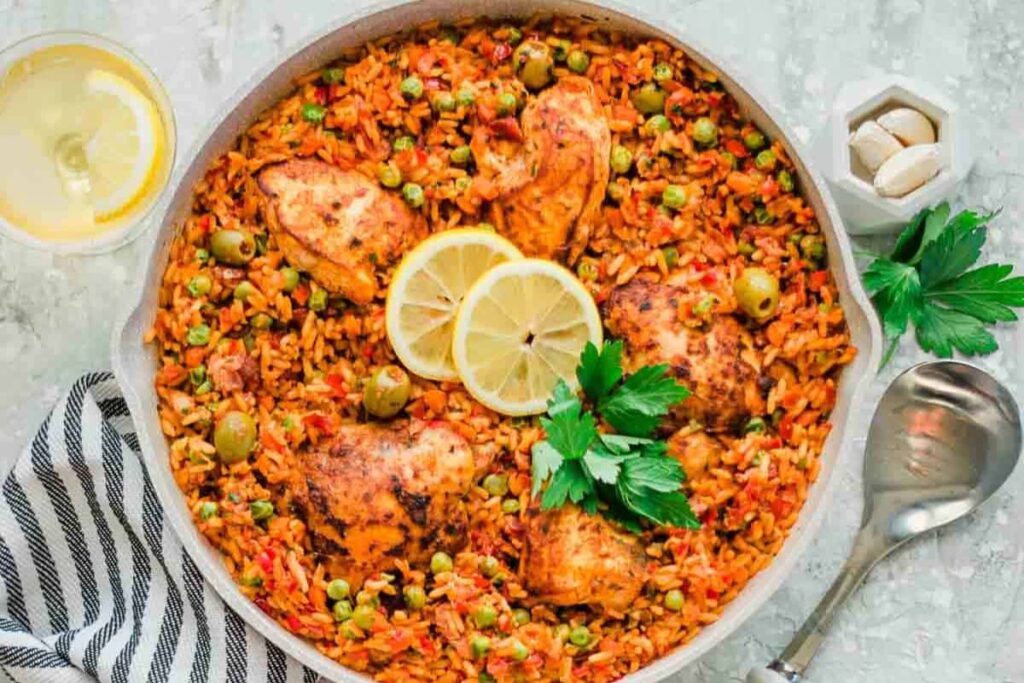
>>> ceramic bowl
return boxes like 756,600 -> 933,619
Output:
111,1 -> 882,680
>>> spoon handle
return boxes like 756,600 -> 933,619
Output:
745,527 -> 889,682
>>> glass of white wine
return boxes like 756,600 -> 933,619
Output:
0,32 -> 176,253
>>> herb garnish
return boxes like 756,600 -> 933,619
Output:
530,340 -> 700,531
863,203 -> 1024,366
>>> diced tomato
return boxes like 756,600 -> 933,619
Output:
759,177 -> 780,200
476,101 -> 496,124
809,269 -> 829,291
302,413 -> 333,434
156,364 -> 188,387
706,589 -> 720,600
490,41 -> 512,63
293,284 -> 310,306
724,138 -> 749,158
183,347 -> 206,368
665,87 -> 694,123
700,271 -> 718,286
313,86 -> 328,105
254,597 -> 272,615
256,550 -> 275,574
325,373 -> 347,398
418,635 -> 436,655
490,117 -> 523,142
779,414 -> 794,441
416,51 -> 437,74
260,430 -> 284,452
286,614 -> 302,632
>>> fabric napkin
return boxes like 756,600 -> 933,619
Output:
0,373 -> 319,683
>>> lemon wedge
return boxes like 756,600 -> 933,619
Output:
386,229 -> 523,381
82,68 -> 165,219
452,259 -> 603,416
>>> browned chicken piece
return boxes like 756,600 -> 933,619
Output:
520,504 -> 646,612
294,420 -> 474,586
604,279 -> 765,433
207,351 -> 258,393
471,76 -> 610,263
257,158 -> 427,305
667,430 -> 725,481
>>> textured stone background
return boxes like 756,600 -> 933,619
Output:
1,1 -> 1022,681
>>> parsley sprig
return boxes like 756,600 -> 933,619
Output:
530,341 -> 700,532
862,203 -> 1024,366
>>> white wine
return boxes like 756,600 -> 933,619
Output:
0,40 -> 172,246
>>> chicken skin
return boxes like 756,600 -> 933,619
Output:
257,158 -> 427,305
294,421 -> 474,585
604,279 -> 765,433
471,76 -> 610,263
520,504 -> 646,612
667,430 -> 725,481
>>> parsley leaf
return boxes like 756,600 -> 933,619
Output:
538,380 -> 596,460
530,441 -> 564,497
599,364 -> 690,437
864,204 -> 1022,365
576,340 -> 623,403
582,449 -> 625,484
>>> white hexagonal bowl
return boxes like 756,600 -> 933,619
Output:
816,74 -> 973,235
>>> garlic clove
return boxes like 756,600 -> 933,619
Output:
877,108 -> 936,146
873,144 -> 942,198
849,120 -> 903,174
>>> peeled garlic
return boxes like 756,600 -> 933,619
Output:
873,144 -> 942,197
849,121 -> 903,174
877,108 -> 936,146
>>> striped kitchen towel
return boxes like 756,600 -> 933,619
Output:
0,372 -> 319,683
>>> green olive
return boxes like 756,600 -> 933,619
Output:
631,83 -> 666,114
512,40 -> 553,90
214,411 -> 257,464
209,230 -> 256,266
733,267 -> 780,320
363,365 -> 412,418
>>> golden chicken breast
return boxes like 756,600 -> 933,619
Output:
520,504 -> 646,612
667,430 -> 725,481
604,279 -> 765,433
471,76 -> 610,263
294,420 -> 474,585
257,158 -> 427,305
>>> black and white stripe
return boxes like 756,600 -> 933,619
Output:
0,373 -> 319,683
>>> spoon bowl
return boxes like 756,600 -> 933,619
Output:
748,361 -> 1021,683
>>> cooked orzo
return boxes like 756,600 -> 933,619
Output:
149,15 -> 856,682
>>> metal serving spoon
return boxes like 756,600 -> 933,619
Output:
747,361 -> 1021,683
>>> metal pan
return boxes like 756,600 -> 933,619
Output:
112,1 -> 882,680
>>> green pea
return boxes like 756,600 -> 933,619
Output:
308,289 -> 328,312
744,417 -> 767,434
652,63 -> 673,82
610,145 -> 633,174
645,114 -> 670,134
234,281 -> 257,301
450,145 -> 472,164
777,169 -> 795,192
430,551 -> 454,574
194,380 -> 213,396
566,50 -> 590,74
496,92 -> 518,116
250,313 -> 273,330
332,599 -> 353,622
512,607 -> 531,626
754,207 -> 774,225
744,130 -> 766,151
355,589 -> 379,606
576,259 -> 599,281
209,229 -> 256,266
280,267 -> 300,292
662,185 -> 687,209
301,103 -> 326,124
327,579 -> 350,600
402,182 -> 425,208
478,556 -> 500,578
552,38 -> 571,62
189,365 -> 207,387
661,246 -> 679,268
509,639 -> 529,661
456,87 -> 476,107
340,621 -> 360,639
352,604 -> 376,630
631,83 -> 666,114
501,498 -> 521,514
472,604 -> 497,628
554,624 -> 570,642
470,635 -> 490,658
187,274 -> 212,297
800,234 -> 826,261
568,625 -> 591,647
198,502 -> 218,520
403,584 -> 427,610
393,135 -> 416,152
376,161 -> 402,188
692,117 -> 718,146
664,589 -> 684,611
186,324 -> 211,347
250,500 -> 274,521
399,76 -> 423,100
606,182 -> 626,204
755,149 -> 776,171
322,67 -> 345,85
432,91 -> 456,113
455,176 -> 472,193
693,294 -> 716,316
195,248 -> 210,264
506,26 -> 523,45
737,240 -> 755,256
721,151 -> 738,169
242,575 -> 263,587
482,473 -> 508,497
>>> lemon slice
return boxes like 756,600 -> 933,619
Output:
386,229 -> 524,381
452,259 -> 603,416
82,68 -> 165,219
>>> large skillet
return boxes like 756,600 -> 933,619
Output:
112,1 -> 882,680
